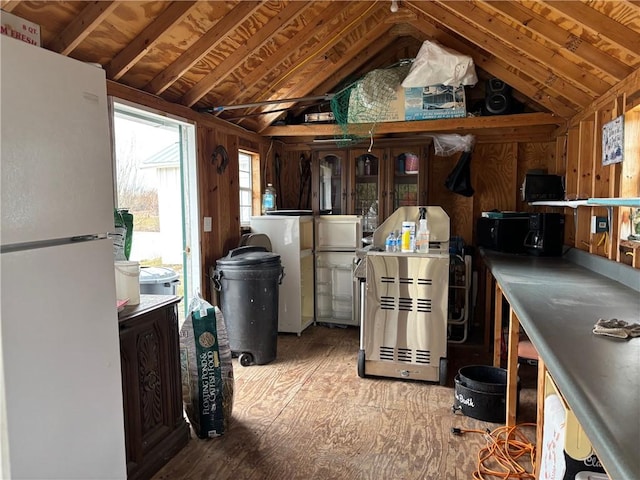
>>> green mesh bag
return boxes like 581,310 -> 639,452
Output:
330,64 -> 410,146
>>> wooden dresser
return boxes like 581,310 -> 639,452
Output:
118,295 -> 190,480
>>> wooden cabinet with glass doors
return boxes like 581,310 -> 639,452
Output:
384,144 -> 429,215
312,140 -> 430,236
350,147 -> 384,236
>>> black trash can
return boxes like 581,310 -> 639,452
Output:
212,246 -> 283,366
453,365 -> 520,423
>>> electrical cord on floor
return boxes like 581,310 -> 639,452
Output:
451,423 -> 536,479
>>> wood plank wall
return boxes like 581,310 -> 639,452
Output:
108,76 -> 640,309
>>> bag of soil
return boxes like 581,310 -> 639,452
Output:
180,293 -> 234,438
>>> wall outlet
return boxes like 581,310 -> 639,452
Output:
591,215 -> 608,233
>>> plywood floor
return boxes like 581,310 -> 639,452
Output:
153,325 -> 536,480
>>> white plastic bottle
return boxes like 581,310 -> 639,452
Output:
262,183 -> 277,214
416,218 -> 430,253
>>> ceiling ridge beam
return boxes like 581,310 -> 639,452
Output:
144,1 -> 263,95
482,1 -> 632,82
436,1 -> 610,98
541,0 -> 640,58
106,1 -> 197,81
406,13 -> 578,118
180,1 -> 310,108
408,1 -> 591,108
47,1 -> 119,55
210,1 -> 363,112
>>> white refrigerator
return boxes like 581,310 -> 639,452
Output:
314,215 -> 362,326
0,36 -> 127,479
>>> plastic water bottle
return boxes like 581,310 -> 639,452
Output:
393,230 -> 400,252
262,183 -> 277,214
385,232 -> 395,252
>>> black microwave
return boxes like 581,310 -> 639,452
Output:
477,216 -> 530,253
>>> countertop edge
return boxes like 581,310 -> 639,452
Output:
481,249 -> 640,480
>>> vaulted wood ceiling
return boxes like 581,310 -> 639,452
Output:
3,0 -> 640,135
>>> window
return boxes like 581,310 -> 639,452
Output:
239,150 -> 255,226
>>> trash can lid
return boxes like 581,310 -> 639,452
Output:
140,266 -> 179,284
217,246 -> 280,267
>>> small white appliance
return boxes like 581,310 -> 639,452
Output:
315,215 -> 362,327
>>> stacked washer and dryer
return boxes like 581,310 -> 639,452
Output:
356,206 -> 450,385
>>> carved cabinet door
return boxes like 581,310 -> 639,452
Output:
120,300 -> 188,480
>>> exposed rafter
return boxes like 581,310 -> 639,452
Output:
210,1 -> 370,114
541,0 -> 640,57
144,1 -> 263,95
4,0 -> 639,133
481,1 -> 632,82
47,1 -> 119,55
180,1 -> 310,107
437,1 -> 610,98
106,1 -> 197,81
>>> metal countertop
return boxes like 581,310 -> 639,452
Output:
481,249 -> 640,480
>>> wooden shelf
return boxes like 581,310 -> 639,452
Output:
587,197 -> 640,207
530,200 -> 588,208
263,112 -> 564,138
530,198 -> 640,208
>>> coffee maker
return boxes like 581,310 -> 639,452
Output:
524,213 -> 565,256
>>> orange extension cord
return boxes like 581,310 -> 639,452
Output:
452,423 -> 537,479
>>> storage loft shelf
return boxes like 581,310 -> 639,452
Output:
262,112 -> 563,140
587,197 -> 640,207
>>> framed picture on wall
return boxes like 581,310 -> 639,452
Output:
602,115 -> 624,166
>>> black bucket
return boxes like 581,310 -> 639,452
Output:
212,246 -> 284,366
453,365 -> 519,423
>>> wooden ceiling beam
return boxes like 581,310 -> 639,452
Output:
47,1 -> 119,55
144,1 -> 263,95
406,12 -> 578,118
261,112 -> 564,137
209,2 -> 366,112
481,1 -> 633,82
571,66 -> 640,127
285,35 -> 418,121
0,1 -> 20,13
435,1 -> 610,98
255,7 -> 395,132
408,1 -> 591,108
180,1 -> 310,108
222,2 -> 384,127
541,1 -> 640,57
106,1 -> 197,81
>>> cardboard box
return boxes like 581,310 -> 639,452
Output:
539,372 -> 608,480
404,85 -> 466,121
1,11 -> 41,46
348,84 -> 466,123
